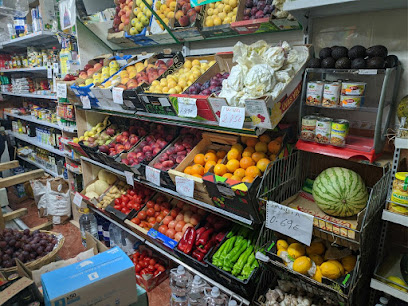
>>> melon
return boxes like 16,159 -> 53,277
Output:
312,167 -> 368,217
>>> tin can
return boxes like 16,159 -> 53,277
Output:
330,119 -> 349,146
301,115 -> 317,141
306,81 -> 324,105
315,117 -> 332,144
322,82 -> 341,108
341,82 -> 366,96
341,95 -> 364,108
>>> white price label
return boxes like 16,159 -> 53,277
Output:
266,201 -> 314,246
178,97 -> 197,118
175,176 -> 194,198
358,69 -> 377,75
219,106 -> 245,129
124,171 -> 134,186
73,192 -> 83,207
53,63 -> 59,74
80,95 -> 91,109
47,64 -> 53,79
112,87 -> 124,104
145,166 -> 160,186
56,83 -> 67,98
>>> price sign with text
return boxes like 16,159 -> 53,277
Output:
56,83 -> 67,98
266,201 -> 314,246
47,64 -> 53,79
80,95 -> 91,109
175,176 -> 194,198
73,192 -> 83,207
146,166 -> 160,186
178,97 -> 197,118
124,171 -> 134,186
219,106 -> 245,129
112,87 -> 124,104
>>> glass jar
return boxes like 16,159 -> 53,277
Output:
389,172 -> 408,215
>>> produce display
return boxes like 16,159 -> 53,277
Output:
0,229 -> 59,268
186,72 -> 229,95
128,0 -> 154,36
84,170 -> 118,199
97,180 -> 129,209
74,116 -> 110,145
184,148 -> 226,178
112,184 -> 154,214
130,249 -> 167,288
204,0 -> 238,27
243,0 -> 274,20
386,276 -> 408,292
78,59 -> 119,87
173,0 -> 202,27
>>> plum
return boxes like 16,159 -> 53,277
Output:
255,10 -> 264,18
251,7 -> 257,15
245,0 -> 253,7
257,0 -> 266,11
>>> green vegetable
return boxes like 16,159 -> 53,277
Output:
223,238 -> 247,272
227,224 -> 240,238
237,226 -> 250,239
241,252 -> 256,279
212,238 -> 228,266
215,236 -> 236,267
232,245 -> 253,276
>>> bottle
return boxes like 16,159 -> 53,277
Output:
170,266 -> 193,306
109,223 -> 122,248
228,301 -> 237,306
205,287 -> 227,306
79,208 -> 98,247
188,275 -> 207,306
378,297 -> 389,305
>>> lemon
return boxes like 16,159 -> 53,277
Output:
287,243 -> 305,260
309,254 -> 324,265
341,255 -> 357,273
313,266 -> 322,282
306,241 -> 326,256
320,261 -> 342,280
276,239 -> 288,251
293,256 -> 312,275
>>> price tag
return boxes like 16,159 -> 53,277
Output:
145,166 -> 160,186
358,69 -> 377,75
80,95 -> 91,109
47,64 -> 53,79
219,106 -> 245,129
53,63 -> 59,74
178,97 -> 197,118
73,192 -> 83,207
175,176 -> 194,198
266,201 -> 314,246
56,83 -> 67,98
112,87 -> 124,104
124,171 -> 134,187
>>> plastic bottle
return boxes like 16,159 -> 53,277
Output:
188,275 -> 207,306
109,223 -> 122,248
205,287 -> 227,306
79,208 -> 98,247
170,265 -> 193,306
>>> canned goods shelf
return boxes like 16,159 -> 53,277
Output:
303,103 -> 379,113
0,91 -> 57,100
0,66 -> 48,73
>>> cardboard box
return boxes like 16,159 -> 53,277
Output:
0,277 -> 42,305
107,29 -> 140,49
41,247 -> 137,306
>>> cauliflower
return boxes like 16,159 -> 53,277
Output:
244,64 -> 276,97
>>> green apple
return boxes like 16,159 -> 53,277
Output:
133,7 -> 139,15
140,14 -> 149,26
129,27 -> 139,35
135,21 -> 143,32
136,0 -> 142,6
131,18 -> 138,26
137,11 -> 144,19
146,0 -> 153,5
140,2 -> 145,9
144,7 -> 152,17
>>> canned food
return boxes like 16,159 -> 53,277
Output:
341,95 -> 364,108
306,81 -> 324,105
322,82 -> 341,108
315,117 -> 332,144
341,82 -> 366,96
330,119 -> 349,146
301,115 -> 317,141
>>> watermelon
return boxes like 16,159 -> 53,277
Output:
312,167 -> 369,217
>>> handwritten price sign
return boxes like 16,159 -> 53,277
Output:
124,171 -> 134,187
56,83 -> 67,98
112,87 -> 124,104
175,176 -> 194,198
219,106 -> 245,129
178,97 -> 197,118
146,166 -> 161,186
266,201 -> 314,246
80,95 -> 91,109
73,192 -> 83,208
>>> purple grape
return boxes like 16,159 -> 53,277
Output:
257,0 -> 266,10
251,7 -> 257,16
245,0 -> 253,7
264,4 -> 273,14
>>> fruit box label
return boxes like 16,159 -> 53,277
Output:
147,229 -> 177,249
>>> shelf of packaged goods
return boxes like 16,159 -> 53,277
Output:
17,155 -> 62,177
81,156 -> 254,227
370,278 -> 408,302
381,210 -> 408,228
303,103 -> 380,113
5,113 -> 60,129
0,91 -> 57,100
0,67 -> 48,73
0,31 -> 58,49
8,130 -> 66,157
88,205 -> 250,305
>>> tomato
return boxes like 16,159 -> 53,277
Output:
138,211 -> 146,220
121,207 -> 128,214
131,217 -> 140,225
154,204 -> 161,212
147,264 -> 155,272
114,198 -> 121,206
161,202 -> 171,210
122,195 -> 130,204
157,265 -> 165,272
127,202 -> 134,210
149,259 -> 156,266
135,196 -> 142,204
135,264 -> 142,273
128,190 -> 136,196
146,201 -> 155,209
114,205 -> 121,210
154,263 -> 160,269
146,208 -> 155,217
123,209 -> 130,215
140,269 -> 150,276
132,203 -> 141,210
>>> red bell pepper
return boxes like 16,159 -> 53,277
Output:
197,235 -> 217,254
195,227 -> 206,245
196,228 -> 213,246
215,231 -> 226,243
177,227 -> 196,254
192,249 -> 205,262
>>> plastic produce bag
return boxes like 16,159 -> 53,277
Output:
30,177 -> 50,217
0,0 -> 29,17
45,178 -> 71,224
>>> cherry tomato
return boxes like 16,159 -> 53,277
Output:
147,264 -> 155,272
131,217 -> 140,225
157,265 -> 165,272
135,264 -> 142,273
114,198 -> 121,206
114,205 -> 121,210
128,190 -> 136,196
146,201 -> 155,209
122,195 -> 130,204
149,259 -> 156,266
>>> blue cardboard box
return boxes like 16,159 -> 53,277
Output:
41,247 -> 137,305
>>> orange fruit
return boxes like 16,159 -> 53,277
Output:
192,173 -> 203,178
205,160 -> 216,172
231,143 -> 244,153
245,166 -> 261,178
269,154 -> 277,161
217,158 -> 223,164
184,166 -> 193,175
204,152 -> 217,163
234,168 -> 246,178
240,157 -> 255,169
268,140 -> 281,154
246,138 -> 258,147
241,136 -> 249,144
191,164 -> 204,176
252,152 -> 266,163
227,149 -> 241,161
242,176 -> 254,183
230,175 -> 242,181
257,158 -> 270,172
259,134 -> 271,143
207,149 -> 217,154
194,154 -> 205,165
255,142 -> 268,153
226,159 -> 240,173
214,164 -> 227,176
243,146 -> 255,155
242,150 -> 252,158
275,136 -> 283,143
216,150 -> 227,159
223,173 -> 233,179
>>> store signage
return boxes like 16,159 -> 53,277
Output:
73,192 -> 83,207
80,96 -> 91,109
112,87 -> 124,104
219,106 -> 245,129
124,171 -> 134,187
177,97 -> 197,118
266,201 -> 314,246
146,166 -> 160,186
175,176 -> 194,198
56,83 -> 67,98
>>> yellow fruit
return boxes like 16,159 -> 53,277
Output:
327,260 -> 344,276
192,59 -> 201,67
320,261 -> 342,280
293,256 -> 312,275
287,243 -> 305,259
205,160 -> 217,172
306,241 -> 326,256
226,159 -> 240,173
277,249 -> 287,258
313,266 -> 322,283
207,8 -> 214,15
256,158 -> 270,172
214,164 -> 227,176
309,254 -> 324,265
151,80 -> 160,87
234,168 -> 246,178
184,60 -> 192,69
213,16 -> 222,26
230,175 -> 242,181
240,157 -> 255,169
227,149 -> 241,161
231,143 -> 244,153
255,141 -> 268,153
204,152 -> 217,163
276,239 -> 288,251
387,276 -> 408,292
341,255 -> 357,273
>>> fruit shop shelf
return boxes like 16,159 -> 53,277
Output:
7,130 -> 66,157
382,210 -> 408,228
303,103 -> 380,113
88,205 -> 250,305
0,91 -> 57,100
0,31 -> 58,50
4,112 -> 77,132
0,66 -> 48,73
370,279 -> 408,302
17,155 -> 62,178
81,156 -> 254,227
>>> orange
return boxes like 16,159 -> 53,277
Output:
205,160 -> 216,172
257,158 -> 270,172
222,173 -> 233,179
184,166 -> 193,175
204,152 -> 217,163
207,149 -> 217,154
191,164 -> 204,176
275,136 -> 283,143
269,154 -> 277,161
226,159 -> 240,173
242,176 -> 254,183
246,138 -> 258,147
259,134 -> 271,143
255,142 -> 268,153
242,150 -> 253,158
230,175 -> 242,181
227,149 -> 241,161
231,143 -> 244,153
214,164 -> 227,176
241,136 -> 249,144
268,140 -> 281,154
194,154 -> 205,165
217,159 -> 223,164
240,157 -> 255,169
234,168 -> 246,178
252,152 -> 266,163
192,173 -> 202,178
216,150 -> 227,159
243,146 -> 255,154
245,166 -> 261,178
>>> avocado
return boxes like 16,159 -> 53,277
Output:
366,45 -> 388,58
307,58 -> 321,68
385,55 -> 398,68
348,45 -> 366,59
319,47 -> 332,59
331,46 -> 348,60
351,58 -> 366,69
366,57 -> 385,69
335,57 -> 351,69
321,57 -> 336,68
